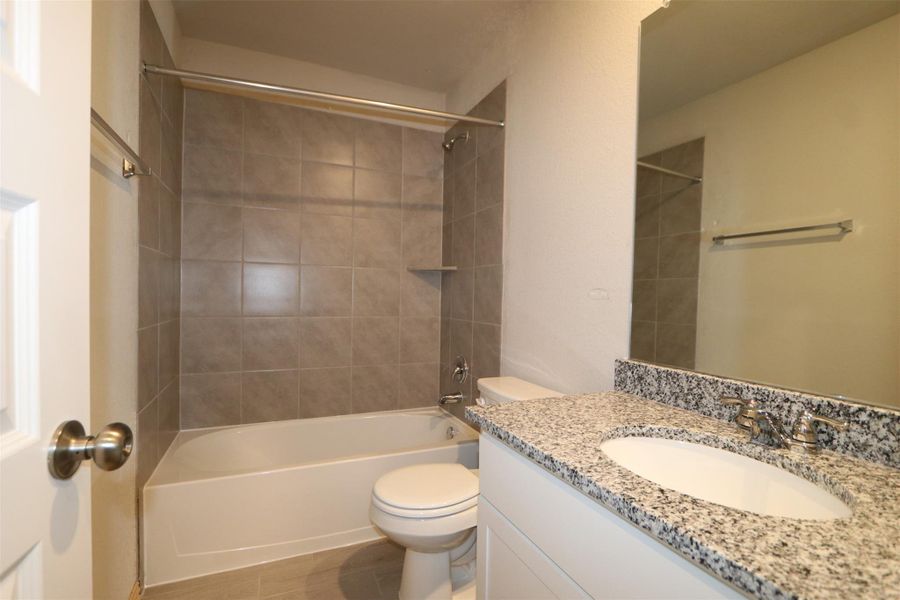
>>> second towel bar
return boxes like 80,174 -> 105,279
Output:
712,220 -> 854,245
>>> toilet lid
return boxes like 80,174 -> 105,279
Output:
373,464 -> 479,517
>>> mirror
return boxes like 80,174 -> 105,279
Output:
631,1 -> 900,408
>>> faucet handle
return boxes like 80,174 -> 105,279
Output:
720,396 -> 760,431
789,410 -> 847,450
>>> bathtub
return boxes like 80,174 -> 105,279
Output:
142,407 -> 479,587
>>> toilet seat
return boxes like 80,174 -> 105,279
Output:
372,464 -> 479,519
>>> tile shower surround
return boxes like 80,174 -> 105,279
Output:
439,82 -> 506,418
179,89 -> 447,428
631,138 -> 704,370
137,0 -> 183,489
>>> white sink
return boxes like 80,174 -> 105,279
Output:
600,437 -> 851,520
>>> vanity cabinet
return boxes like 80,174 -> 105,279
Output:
476,436 -> 743,599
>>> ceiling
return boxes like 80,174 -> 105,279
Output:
640,0 -> 900,119
172,0 -> 528,92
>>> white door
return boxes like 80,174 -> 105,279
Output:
1,1 -> 94,598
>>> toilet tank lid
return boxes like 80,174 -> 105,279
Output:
477,377 -> 563,402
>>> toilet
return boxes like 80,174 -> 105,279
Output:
370,377 -> 563,600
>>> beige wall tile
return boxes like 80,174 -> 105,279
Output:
181,318 -> 242,373
302,111 -> 355,166
139,246 -> 160,328
139,78 -> 162,175
181,260 -> 242,316
138,326 -> 158,411
398,363 -> 439,409
243,153 -> 301,211
300,162 -> 354,216
352,268 -> 401,316
403,129 -> 443,178
299,367 -> 352,418
657,278 -> 699,325
352,317 -> 399,366
243,263 -> 300,316
632,237 -> 659,280
242,370 -> 299,423
354,169 -> 401,220
449,268 -> 474,321
631,321 -> 655,364
300,266 -> 352,316
402,213 -> 442,267
474,204 -> 502,267
353,218 -> 401,268
158,185 -> 180,257
475,143 -> 504,211
298,317 -> 351,368
448,319 -> 473,368
659,233 -> 700,278
473,322 -> 501,381
452,160 -> 476,220
136,399 -> 158,489
400,271 -> 441,317
159,255 -> 180,322
659,185 -> 702,236
184,89 -> 243,150
243,98 -> 302,158
631,279 -> 657,323
183,145 -> 242,206
181,373 -> 242,428
243,207 -> 301,264
158,319 -> 180,390
635,194 -> 660,239
402,175 -> 442,213
399,318 -> 440,364
182,203 -> 243,261
656,322 -> 696,369
243,317 -> 299,370
474,265 -> 502,325
355,121 -> 401,173
300,213 -> 352,266
451,214 -> 474,268
351,365 -> 397,413
157,381 -> 179,456
138,176 -> 159,250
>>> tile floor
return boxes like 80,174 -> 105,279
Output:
141,540 -> 404,600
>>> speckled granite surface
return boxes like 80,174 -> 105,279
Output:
466,392 -> 900,599
615,359 -> 900,468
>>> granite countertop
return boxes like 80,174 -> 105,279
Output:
466,391 -> 900,600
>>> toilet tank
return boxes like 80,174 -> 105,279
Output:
476,377 -> 563,406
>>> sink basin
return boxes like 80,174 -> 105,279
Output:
600,437 -> 851,520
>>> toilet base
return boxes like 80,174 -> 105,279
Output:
399,549 -> 453,600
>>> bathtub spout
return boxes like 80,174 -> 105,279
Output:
439,393 -> 464,405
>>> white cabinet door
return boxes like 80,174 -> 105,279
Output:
0,1 -> 93,598
478,497 -> 589,600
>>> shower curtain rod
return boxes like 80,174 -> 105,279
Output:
143,64 -> 505,128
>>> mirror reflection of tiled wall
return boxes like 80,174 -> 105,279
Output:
630,138 -> 704,369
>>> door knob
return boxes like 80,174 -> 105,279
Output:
48,420 -> 133,480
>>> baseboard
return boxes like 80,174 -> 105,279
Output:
128,580 -> 141,600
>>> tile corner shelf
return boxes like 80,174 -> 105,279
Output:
406,266 -> 458,272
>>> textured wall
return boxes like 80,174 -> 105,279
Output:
439,83 -> 506,415
136,0 -> 183,490
90,1 -> 141,597
446,1 -> 661,394
179,90 -> 445,427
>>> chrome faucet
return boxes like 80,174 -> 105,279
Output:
439,392 -> 464,406
720,396 -> 848,453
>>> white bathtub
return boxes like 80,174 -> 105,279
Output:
142,407 -> 479,587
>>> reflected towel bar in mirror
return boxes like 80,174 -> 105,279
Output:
712,219 -> 854,245
636,161 -> 702,184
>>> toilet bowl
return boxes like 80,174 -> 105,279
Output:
370,377 -> 563,600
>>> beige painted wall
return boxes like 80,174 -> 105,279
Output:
639,15 -> 900,406
446,1 -> 661,394
90,1 -> 141,598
